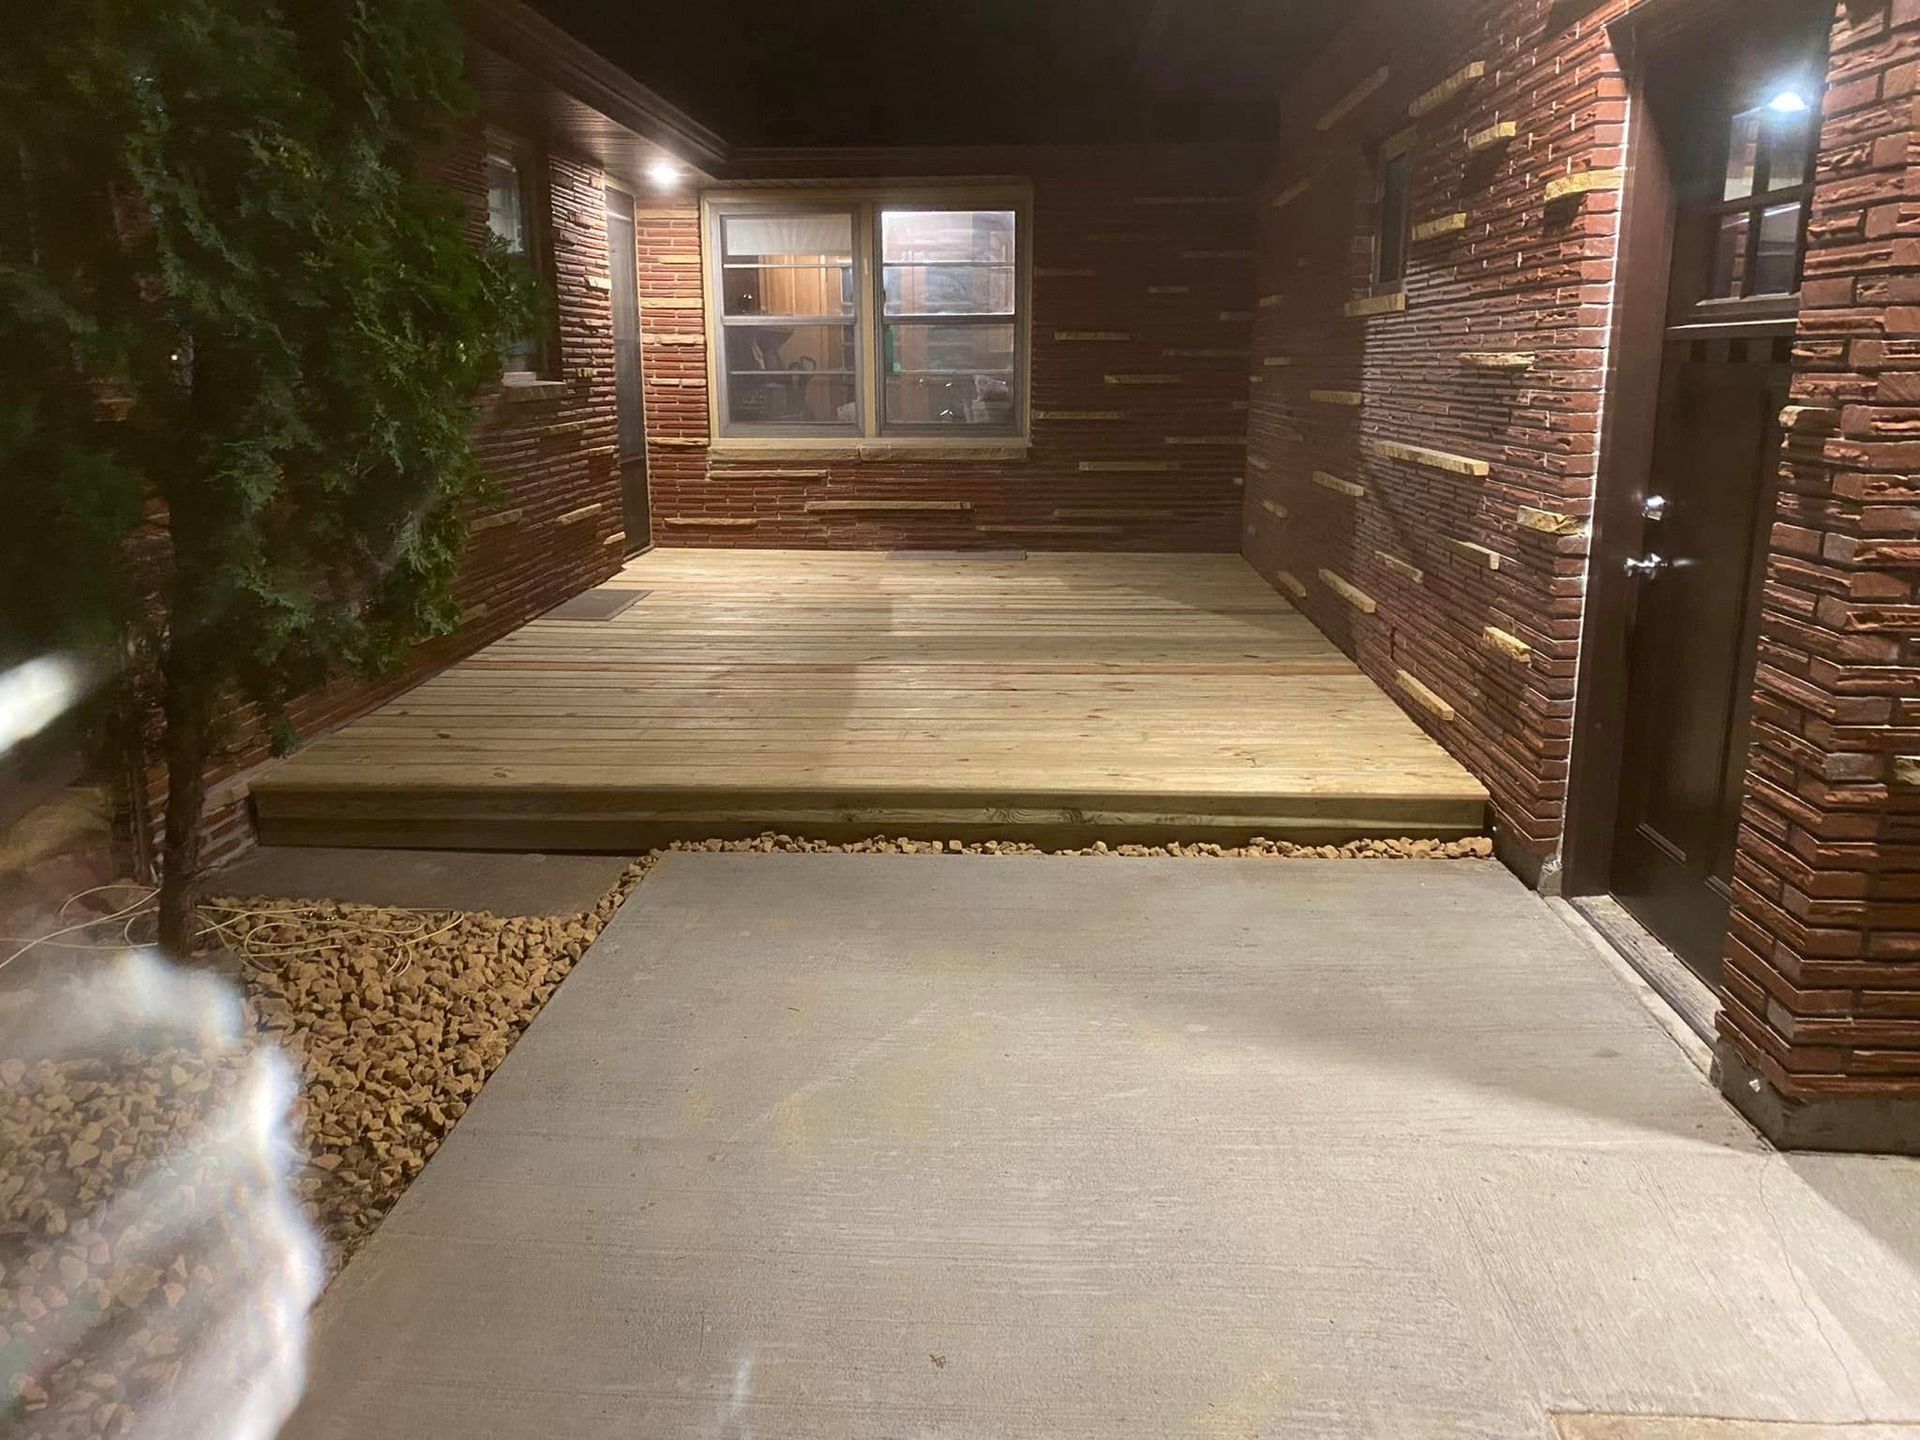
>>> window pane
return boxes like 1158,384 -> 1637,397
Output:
1709,211 -> 1750,298
881,210 -> 1015,265
720,211 -> 855,320
884,264 -> 1015,315
487,157 -> 526,254
723,324 -> 856,426
1752,200 -> 1804,295
1377,151 -> 1410,285
883,322 -> 1016,427
722,213 -> 853,262
1762,106 -> 1813,193
1724,107 -> 1762,202
723,265 -> 852,318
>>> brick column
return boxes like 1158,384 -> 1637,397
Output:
1718,0 -> 1920,1150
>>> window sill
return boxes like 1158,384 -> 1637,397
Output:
708,439 -> 1031,464
498,376 -> 569,403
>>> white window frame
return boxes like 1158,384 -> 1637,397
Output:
702,187 -> 1032,454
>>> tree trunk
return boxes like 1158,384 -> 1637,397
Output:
155,664 -> 210,959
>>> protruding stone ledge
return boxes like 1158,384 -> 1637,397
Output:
804,500 -> 973,514
1375,551 -> 1425,584
1273,569 -> 1308,600
553,503 -> 604,527
1055,507 -> 1178,520
469,505 -> 526,536
1466,121 -> 1518,152
1517,505 -> 1586,536
1078,460 -> 1181,473
1396,670 -> 1456,721
1312,471 -> 1367,498
1482,626 -> 1533,662
1409,60 -> 1486,118
1364,438 -> 1490,478
978,523 -> 1121,536
1343,292 -> 1409,319
1260,498 -> 1290,521
1451,539 -> 1505,570
1055,331 -> 1132,342
1310,389 -> 1365,407
663,516 -> 757,530
1034,410 -> 1125,421
1460,351 -> 1537,370
1105,374 -> 1182,385
1412,212 -> 1469,243
1270,178 -> 1312,210
1319,570 -> 1379,614
1544,168 -> 1626,204
1316,67 -> 1391,131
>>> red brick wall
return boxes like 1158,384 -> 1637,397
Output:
1718,0 -> 1920,1107
149,130 -> 627,873
1237,0 -> 1617,883
1242,0 -> 1920,1120
638,149 -> 1260,551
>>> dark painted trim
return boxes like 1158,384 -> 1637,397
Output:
1562,25 -> 1680,897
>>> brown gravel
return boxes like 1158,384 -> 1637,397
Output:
2,831 -> 1486,1435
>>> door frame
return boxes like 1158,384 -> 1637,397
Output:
1560,0 -> 1829,896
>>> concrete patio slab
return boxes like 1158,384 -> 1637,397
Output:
282,856 -> 1920,1439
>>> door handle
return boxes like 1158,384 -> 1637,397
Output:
1624,554 -> 1669,578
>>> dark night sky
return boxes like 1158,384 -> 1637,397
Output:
527,0 -> 1343,147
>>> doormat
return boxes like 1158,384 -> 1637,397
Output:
542,587 -> 649,622
885,549 -> 1027,561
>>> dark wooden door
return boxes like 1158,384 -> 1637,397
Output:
1611,336 -> 1790,981
1595,0 -> 1828,984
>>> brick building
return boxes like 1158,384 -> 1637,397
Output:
147,0 -> 1919,1150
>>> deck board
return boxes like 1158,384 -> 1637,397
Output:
252,550 -> 1489,848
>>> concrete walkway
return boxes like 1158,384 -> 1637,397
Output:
282,857 -> 1920,1440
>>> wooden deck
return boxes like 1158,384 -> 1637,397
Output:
251,550 -> 1488,849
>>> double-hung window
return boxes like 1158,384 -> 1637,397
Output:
487,147 -> 556,379
707,193 -> 1028,444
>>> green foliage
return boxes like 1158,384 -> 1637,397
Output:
0,0 -> 535,738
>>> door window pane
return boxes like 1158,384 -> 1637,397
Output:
1761,106 -> 1813,193
1751,200 -> 1804,295
723,324 -> 856,427
1722,107 -> 1762,202
883,322 -> 1016,427
1709,211 -> 1750,298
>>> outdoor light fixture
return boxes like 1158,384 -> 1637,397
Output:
1766,86 -> 1811,114
648,159 -> 681,188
